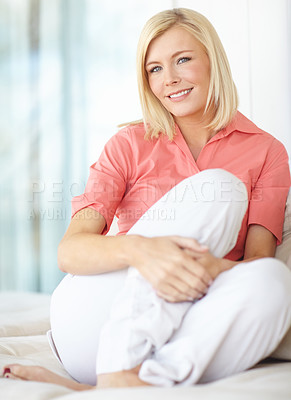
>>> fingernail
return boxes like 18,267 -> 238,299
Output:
187,296 -> 194,302
208,279 -> 213,285
3,368 -> 10,376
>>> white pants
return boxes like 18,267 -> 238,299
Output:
50,169 -> 291,386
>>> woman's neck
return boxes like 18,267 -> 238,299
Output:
174,114 -> 217,162
175,118 -> 216,148
174,106 -> 216,142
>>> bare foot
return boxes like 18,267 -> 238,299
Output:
2,364 -> 94,391
97,365 -> 151,388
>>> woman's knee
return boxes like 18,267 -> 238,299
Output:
185,169 -> 248,229
188,169 -> 248,203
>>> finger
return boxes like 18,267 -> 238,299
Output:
156,282 -> 192,302
180,256 -> 212,287
156,289 -> 204,303
183,248 -> 211,260
171,236 -> 208,253
152,263 -> 207,298
157,280 -> 204,302
151,254 -> 210,295
164,272 -> 208,298
156,289 -> 192,303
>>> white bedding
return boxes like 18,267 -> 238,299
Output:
0,291 -> 290,400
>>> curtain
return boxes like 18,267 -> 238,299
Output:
0,0 -> 173,293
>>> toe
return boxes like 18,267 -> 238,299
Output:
2,365 -> 20,380
2,364 -> 37,381
2,367 -> 11,376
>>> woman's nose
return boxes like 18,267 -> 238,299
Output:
164,68 -> 180,86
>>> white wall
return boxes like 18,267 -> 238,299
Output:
176,0 -> 291,155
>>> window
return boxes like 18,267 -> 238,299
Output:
0,0 -> 173,292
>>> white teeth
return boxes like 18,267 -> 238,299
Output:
169,89 -> 192,98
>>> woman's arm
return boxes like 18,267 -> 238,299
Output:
194,224 -> 277,281
58,208 -> 131,274
58,208 -> 213,301
219,224 -> 277,273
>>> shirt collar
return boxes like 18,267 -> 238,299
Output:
172,110 -> 266,154
218,111 -> 266,138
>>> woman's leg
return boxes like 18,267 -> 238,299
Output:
96,169 -> 248,379
139,258 -> 291,386
49,270 -> 128,385
2,270 -> 128,388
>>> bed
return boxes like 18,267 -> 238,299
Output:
1,193 -> 291,399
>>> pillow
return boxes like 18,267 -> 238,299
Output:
271,189 -> 291,360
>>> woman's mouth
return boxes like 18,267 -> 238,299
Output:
167,88 -> 193,101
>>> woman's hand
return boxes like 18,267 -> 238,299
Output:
187,224 -> 279,282
128,235 -> 213,303
185,249 -> 222,281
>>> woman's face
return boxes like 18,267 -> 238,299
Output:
145,26 -> 211,124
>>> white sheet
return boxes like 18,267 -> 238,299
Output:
0,292 -> 290,399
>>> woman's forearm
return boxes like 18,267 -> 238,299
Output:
217,256 -> 262,274
57,232 -> 212,303
195,253 -> 274,282
215,225 -> 277,276
57,233 -> 138,275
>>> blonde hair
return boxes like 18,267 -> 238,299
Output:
122,8 -> 238,140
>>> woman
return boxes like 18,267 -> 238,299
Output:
3,8 -> 291,390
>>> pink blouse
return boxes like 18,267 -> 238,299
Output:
72,111 -> 291,261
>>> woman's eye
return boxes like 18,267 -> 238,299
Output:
178,57 -> 191,64
149,65 -> 162,73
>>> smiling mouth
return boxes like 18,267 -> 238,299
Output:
168,88 -> 193,98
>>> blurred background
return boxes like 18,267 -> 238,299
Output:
0,0 -> 290,293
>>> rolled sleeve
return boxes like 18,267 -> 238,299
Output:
71,132 -> 131,234
248,139 -> 291,244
